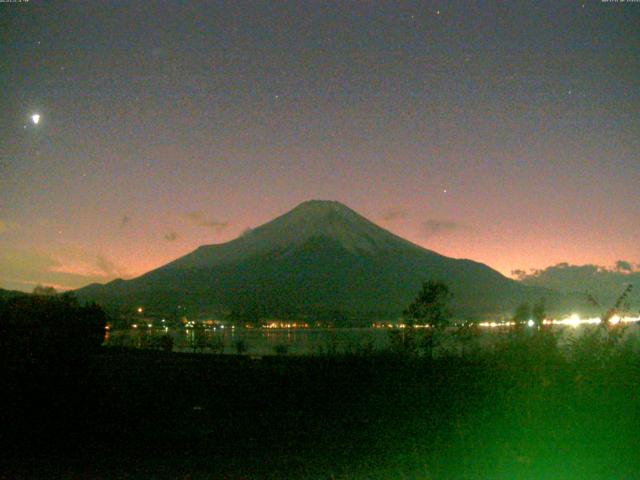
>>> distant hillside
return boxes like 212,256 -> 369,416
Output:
77,200 -> 566,321
0,288 -> 28,300
515,263 -> 639,313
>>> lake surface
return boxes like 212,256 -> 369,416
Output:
106,327 -> 391,355
104,323 -> 640,356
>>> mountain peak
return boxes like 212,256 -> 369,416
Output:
161,199 -> 424,271
293,199 -> 351,212
282,199 -> 363,224
253,199 -> 406,253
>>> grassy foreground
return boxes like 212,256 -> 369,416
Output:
2,338 -> 640,479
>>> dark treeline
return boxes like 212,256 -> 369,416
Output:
1,292 -> 107,466
0,292 -> 106,363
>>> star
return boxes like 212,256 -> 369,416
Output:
31,113 -> 41,125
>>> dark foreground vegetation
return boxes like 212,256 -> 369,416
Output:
2,290 -> 640,479
2,340 -> 640,478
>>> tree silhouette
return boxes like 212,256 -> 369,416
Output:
532,299 -> 546,328
588,284 -> 633,327
32,285 -> 57,296
0,292 -> 107,364
512,302 -> 531,325
403,280 -> 452,329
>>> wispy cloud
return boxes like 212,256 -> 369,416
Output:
422,219 -> 466,238
382,207 -> 409,222
185,211 -> 228,232
511,269 -> 528,280
164,231 -> 179,242
0,247 -> 129,292
96,254 -> 128,277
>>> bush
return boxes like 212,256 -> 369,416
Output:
274,344 -> 289,356
234,339 -> 248,355
207,335 -> 225,354
494,327 -> 561,367
159,334 -> 174,352
568,324 -> 630,369
387,328 -> 418,356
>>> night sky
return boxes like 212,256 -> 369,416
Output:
1,1 -> 639,292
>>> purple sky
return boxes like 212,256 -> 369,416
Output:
1,1 -> 639,291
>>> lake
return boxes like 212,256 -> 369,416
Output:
104,321 -> 640,356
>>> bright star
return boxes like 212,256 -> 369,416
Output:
31,114 -> 41,125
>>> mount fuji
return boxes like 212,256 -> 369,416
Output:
77,200 -> 553,321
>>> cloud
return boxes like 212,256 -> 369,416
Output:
0,248 -> 60,276
0,247 -> 129,292
515,261 -> 640,304
164,231 -> 179,242
510,269 -> 528,280
382,207 -> 409,222
422,219 -> 465,238
120,215 -> 131,228
185,211 -> 228,232
96,254 -> 128,277
0,248 -> 87,291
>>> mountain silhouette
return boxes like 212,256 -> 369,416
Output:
77,200 -> 553,321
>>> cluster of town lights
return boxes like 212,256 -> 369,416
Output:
476,313 -> 640,329
129,306 -> 639,331
381,314 -> 640,329
265,322 -> 309,329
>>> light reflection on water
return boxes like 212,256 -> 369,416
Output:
105,327 -> 388,355
104,323 -> 640,356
